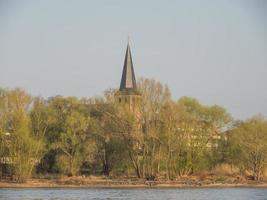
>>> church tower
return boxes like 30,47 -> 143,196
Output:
115,42 -> 142,115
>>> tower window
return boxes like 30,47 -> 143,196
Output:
119,98 -> 121,103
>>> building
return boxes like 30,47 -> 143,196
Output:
115,42 -> 142,117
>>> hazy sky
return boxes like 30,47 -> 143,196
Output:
0,0 -> 267,119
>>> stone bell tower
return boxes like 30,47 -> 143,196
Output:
115,42 -> 142,116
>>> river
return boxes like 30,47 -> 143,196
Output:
0,188 -> 267,200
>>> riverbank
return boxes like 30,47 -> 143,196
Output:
1,175 -> 267,188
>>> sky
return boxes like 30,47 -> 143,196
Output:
0,0 -> 267,120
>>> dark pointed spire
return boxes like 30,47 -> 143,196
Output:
119,42 -> 137,91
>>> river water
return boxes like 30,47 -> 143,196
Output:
0,188 -> 267,200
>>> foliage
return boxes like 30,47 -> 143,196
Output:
227,116 -> 267,180
0,89 -> 45,182
0,79 -> 266,182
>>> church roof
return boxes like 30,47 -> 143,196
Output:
119,43 -> 138,93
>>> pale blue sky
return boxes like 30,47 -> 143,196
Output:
0,0 -> 267,119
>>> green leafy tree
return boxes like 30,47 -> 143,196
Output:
229,116 -> 267,180
0,89 -> 44,182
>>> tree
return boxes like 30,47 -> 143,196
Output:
178,97 -> 232,173
29,97 -> 50,175
90,101 -> 127,176
0,88 -> 44,182
229,116 -> 267,181
160,101 -> 189,179
138,78 -> 171,179
38,96 -> 95,176
57,111 -> 91,176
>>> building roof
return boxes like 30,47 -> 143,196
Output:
119,43 -> 138,94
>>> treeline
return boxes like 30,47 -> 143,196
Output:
1,78 -> 267,182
